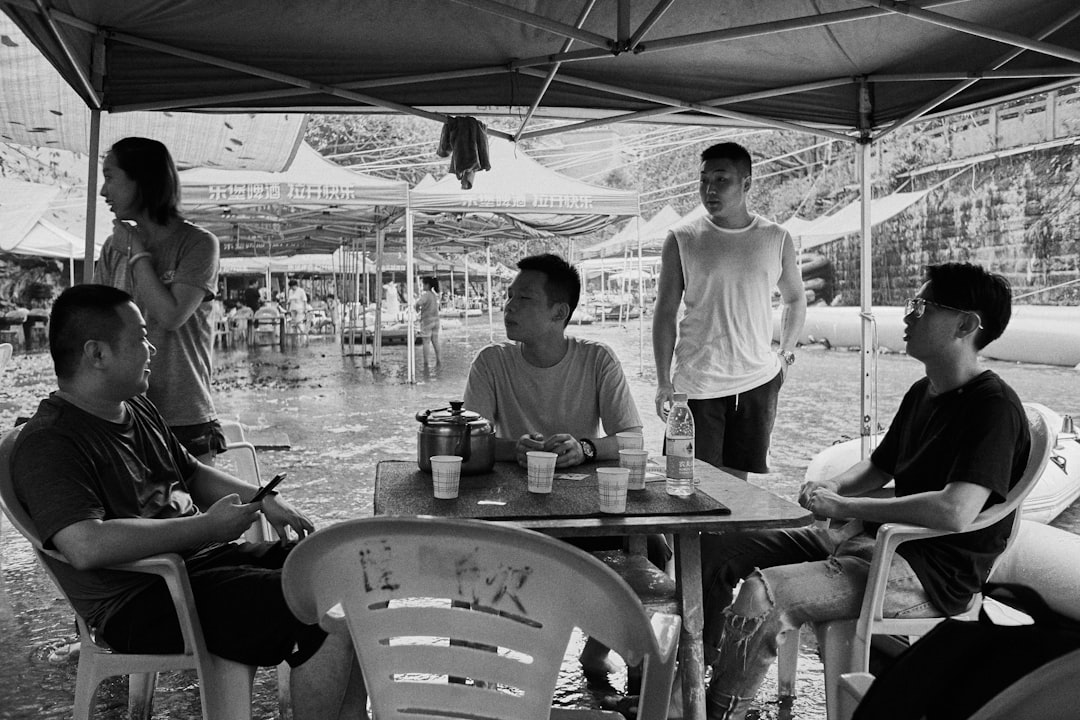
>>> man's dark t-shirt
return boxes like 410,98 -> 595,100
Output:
870,370 -> 1031,615
12,394 -> 212,629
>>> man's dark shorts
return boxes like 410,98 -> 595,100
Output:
100,541 -> 326,668
171,420 -> 228,459
687,370 -> 784,474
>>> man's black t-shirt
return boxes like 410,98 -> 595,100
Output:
870,370 -> 1031,615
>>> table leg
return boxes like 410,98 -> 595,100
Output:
676,532 -> 706,720
278,317 -> 286,352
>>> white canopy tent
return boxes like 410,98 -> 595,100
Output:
581,204 -> 683,258
405,136 -> 641,378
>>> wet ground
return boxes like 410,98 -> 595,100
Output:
2,311 -> 1079,719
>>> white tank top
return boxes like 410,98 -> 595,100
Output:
670,213 -> 789,398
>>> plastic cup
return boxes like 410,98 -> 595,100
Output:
619,449 -> 650,490
526,451 -> 557,493
430,455 -> 463,499
596,467 -> 630,513
616,432 -> 645,450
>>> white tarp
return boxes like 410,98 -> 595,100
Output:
581,204 -> 683,258
5,218 -> 93,259
0,16 -> 306,171
0,178 -> 58,250
793,191 -> 933,250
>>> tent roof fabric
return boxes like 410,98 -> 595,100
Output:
181,142 -> 409,208
0,178 -> 59,250
0,16 -> 305,171
3,1 -> 1077,138
3,218 -> 92,259
582,204 -> 683,257
792,190 -> 934,250
179,142 -> 410,258
409,137 -> 640,235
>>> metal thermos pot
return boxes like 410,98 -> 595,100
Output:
415,400 -> 496,475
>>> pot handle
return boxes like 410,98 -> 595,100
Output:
415,407 -> 450,425
454,423 -> 473,462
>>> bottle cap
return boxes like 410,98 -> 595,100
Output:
673,392 -> 688,402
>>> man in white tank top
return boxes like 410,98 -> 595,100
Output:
653,142 -> 806,480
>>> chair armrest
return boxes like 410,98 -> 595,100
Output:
111,552 -> 187,577
864,523 -> 953,622
109,553 -> 206,656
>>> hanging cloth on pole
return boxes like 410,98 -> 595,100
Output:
436,116 -> 491,189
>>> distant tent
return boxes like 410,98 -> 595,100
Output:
784,190 -> 933,250
180,142 -> 410,258
0,178 -> 59,250
581,204 -> 683,258
409,138 -> 640,237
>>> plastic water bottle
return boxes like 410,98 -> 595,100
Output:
665,392 -> 695,496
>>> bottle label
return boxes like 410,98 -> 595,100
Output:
665,437 -> 694,480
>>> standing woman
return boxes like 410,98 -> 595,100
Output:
95,137 -> 225,463
416,276 -> 442,368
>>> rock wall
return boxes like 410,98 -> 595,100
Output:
822,145 -> 1080,306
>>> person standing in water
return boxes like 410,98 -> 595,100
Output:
416,276 -> 442,368
94,136 -> 225,464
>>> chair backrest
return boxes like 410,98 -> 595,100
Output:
0,426 -> 46,552
0,342 -> 11,373
976,403 -> 1053,552
282,516 -> 677,720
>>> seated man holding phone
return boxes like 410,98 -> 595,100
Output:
11,285 -> 367,720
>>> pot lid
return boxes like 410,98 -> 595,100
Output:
418,400 -> 486,425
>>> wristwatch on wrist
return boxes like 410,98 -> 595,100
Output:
579,438 -> 597,461
778,349 -> 796,366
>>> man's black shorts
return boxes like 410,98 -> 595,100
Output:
687,370 -> 784,474
100,541 -> 326,668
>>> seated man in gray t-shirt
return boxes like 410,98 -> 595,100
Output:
464,253 -> 662,679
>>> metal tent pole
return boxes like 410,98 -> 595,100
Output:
858,141 -> 875,460
405,210 -> 416,383
374,226 -> 384,367
486,244 -> 494,343
83,109 -> 102,283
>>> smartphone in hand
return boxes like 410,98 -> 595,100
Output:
250,473 -> 286,503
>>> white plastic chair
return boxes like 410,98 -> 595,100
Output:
282,516 -> 681,720
0,426 -> 257,720
0,342 -> 12,373
252,306 -> 281,346
777,402 -> 1053,720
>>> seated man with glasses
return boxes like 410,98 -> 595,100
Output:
695,262 -> 1031,720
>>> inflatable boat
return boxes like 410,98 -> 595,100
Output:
774,305 -> 1080,368
803,404 -> 1080,524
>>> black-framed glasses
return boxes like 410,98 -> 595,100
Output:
904,297 -> 983,329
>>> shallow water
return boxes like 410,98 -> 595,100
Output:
2,312 -> 1078,719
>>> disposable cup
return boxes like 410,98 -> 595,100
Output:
615,432 -> 645,450
596,467 -> 630,513
526,451 -> 557,493
619,449 -> 650,491
430,455 -> 463,499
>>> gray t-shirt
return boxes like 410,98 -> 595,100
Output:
95,220 -> 219,426
463,336 -> 641,441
